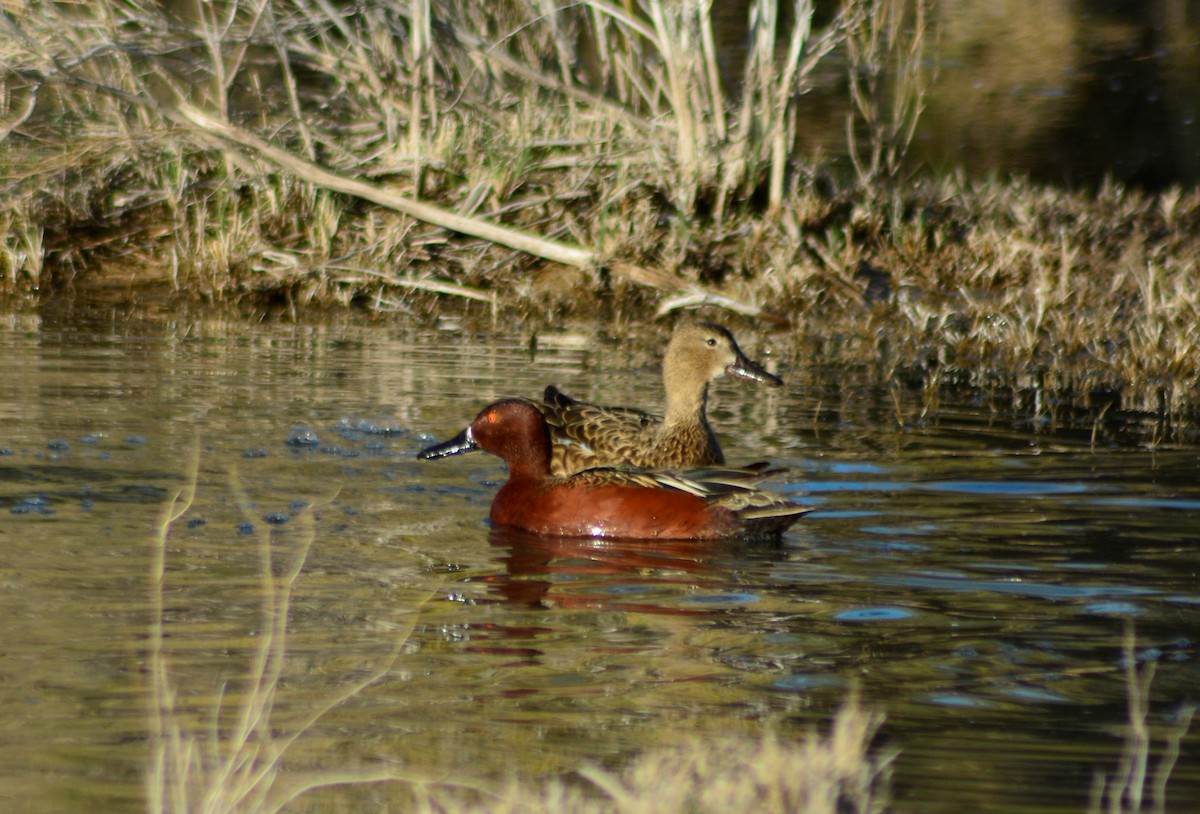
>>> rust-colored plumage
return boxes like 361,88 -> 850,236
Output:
418,399 -> 808,540
542,322 -> 782,476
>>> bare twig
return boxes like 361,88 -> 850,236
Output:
175,103 -> 598,268
655,286 -> 791,325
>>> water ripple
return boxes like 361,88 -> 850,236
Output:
834,606 -> 916,621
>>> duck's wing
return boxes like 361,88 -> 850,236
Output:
566,463 -> 811,537
567,463 -> 784,499
659,465 -> 810,533
541,385 -> 661,452
731,502 -> 812,537
566,466 -> 678,490
543,386 -> 660,429
667,461 -> 789,486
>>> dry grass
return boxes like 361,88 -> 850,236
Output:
0,0 -> 912,299
847,0 -> 930,193
411,697 -> 891,814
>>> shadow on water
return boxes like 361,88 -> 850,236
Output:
0,313 -> 1197,813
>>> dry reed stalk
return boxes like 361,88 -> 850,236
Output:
580,0 -> 844,218
332,264 -> 498,304
736,0 -> 816,214
409,0 -> 434,195
846,0 -> 930,190
656,287 -> 779,320
645,0 -> 702,203
147,440 -> 201,814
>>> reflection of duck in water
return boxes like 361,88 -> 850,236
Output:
541,322 -> 782,476
418,399 -> 808,540
483,526 -> 751,611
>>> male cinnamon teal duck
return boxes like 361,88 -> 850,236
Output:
418,399 -> 808,540
542,321 -> 782,475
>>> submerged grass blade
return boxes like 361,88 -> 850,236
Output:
146,450 -> 450,813
1089,624 -> 1196,814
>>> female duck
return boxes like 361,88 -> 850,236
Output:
542,322 -> 781,476
419,399 -> 807,540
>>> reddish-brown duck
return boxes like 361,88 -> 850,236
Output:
419,399 -> 807,540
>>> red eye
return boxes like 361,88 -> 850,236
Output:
486,412 -> 498,424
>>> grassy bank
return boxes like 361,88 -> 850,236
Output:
1,1 -> 1199,442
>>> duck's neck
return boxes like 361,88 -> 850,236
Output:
664,380 -> 708,427
495,424 -> 555,481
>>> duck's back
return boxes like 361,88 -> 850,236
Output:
542,385 -> 722,475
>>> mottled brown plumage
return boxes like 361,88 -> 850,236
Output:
542,322 -> 782,476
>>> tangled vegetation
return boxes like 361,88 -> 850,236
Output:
1,1 -> 1199,442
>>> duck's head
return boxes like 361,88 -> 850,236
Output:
664,322 -> 783,391
418,399 -> 552,474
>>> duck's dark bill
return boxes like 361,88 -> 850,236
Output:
417,427 -> 478,459
727,354 -> 783,387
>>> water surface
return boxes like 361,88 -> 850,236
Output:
711,0 -> 1200,188
0,310 -> 1196,812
